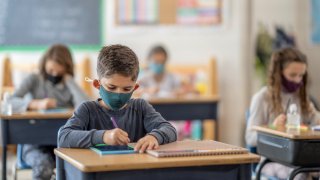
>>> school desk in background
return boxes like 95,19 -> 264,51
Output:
149,96 -> 218,140
254,125 -> 320,180
0,110 -> 73,180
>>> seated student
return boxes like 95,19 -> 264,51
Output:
58,44 -> 177,153
245,47 -> 320,180
137,45 -> 182,99
11,44 -> 89,180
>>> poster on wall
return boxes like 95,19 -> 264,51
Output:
115,0 -> 228,27
177,0 -> 222,25
311,0 -> 320,44
117,0 -> 159,24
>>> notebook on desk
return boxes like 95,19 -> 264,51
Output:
146,140 -> 248,158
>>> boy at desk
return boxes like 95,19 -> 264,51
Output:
11,44 -> 89,180
58,44 -> 177,152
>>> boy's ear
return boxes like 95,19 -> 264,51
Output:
133,84 -> 139,91
93,79 -> 100,90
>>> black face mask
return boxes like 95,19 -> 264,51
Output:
47,74 -> 63,85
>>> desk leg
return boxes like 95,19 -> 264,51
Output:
1,119 -> 8,180
255,158 -> 271,180
56,156 -> 66,180
215,120 -> 219,140
2,145 -> 7,180
289,167 -> 320,180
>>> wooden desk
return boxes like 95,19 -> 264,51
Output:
55,147 -> 259,180
254,125 -> 320,139
0,111 -> 73,180
149,96 -> 219,139
253,126 -> 320,180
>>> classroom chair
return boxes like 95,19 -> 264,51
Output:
245,110 -> 258,171
12,144 -> 31,180
245,109 -> 280,180
310,95 -> 320,111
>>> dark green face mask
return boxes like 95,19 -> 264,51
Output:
99,86 -> 133,111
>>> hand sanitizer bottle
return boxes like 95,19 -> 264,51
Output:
286,103 -> 300,130
1,92 -> 12,115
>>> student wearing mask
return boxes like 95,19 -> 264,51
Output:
11,44 -> 89,180
246,47 -> 320,180
58,44 -> 177,153
137,45 -> 181,99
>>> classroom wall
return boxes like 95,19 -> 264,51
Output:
250,0 -> 296,95
0,0 -> 252,146
105,0 -> 252,146
250,0 -> 320,100
294,1 -> 320,101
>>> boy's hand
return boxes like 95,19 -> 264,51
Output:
273,114 -> 286,127
134,135 -> 159,153
103,128 -> 130,145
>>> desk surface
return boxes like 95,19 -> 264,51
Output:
0,110 -> 73,120
254,125 -> 320,140
54,148 -> 259,173
148,95 -> 219,104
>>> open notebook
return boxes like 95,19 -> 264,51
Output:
146,140 -> 248,158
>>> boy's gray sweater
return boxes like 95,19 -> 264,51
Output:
58,98 -> 177,148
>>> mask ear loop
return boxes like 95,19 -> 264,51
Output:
85,77 -> 94,82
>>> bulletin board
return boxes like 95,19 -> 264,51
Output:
311,0 -> 320,44
115,0 -> 223,26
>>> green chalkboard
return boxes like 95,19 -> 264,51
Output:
0,0 -> 104,51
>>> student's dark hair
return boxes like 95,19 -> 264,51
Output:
97,45 -> 139,81
39,44 -> 74,78
147,45 -> 168,60
267,47 -> 311,116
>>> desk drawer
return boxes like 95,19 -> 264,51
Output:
257,133 -> 320,166
6,119 -> 67,145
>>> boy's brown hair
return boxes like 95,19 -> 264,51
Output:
267,47 -> 311,116
39,44 -> 74,78
97,45 -> 139,81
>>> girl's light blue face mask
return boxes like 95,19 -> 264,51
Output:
150,62 -> 165,75
99,86 -> 133,111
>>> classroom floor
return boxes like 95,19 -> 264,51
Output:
0,152 -> 32,180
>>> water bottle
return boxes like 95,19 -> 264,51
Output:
1,92 -> 12,115
286,103 -> 300,130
